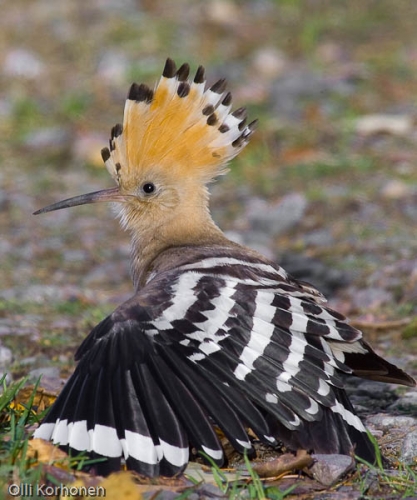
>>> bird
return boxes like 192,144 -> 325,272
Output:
33,58 -> 415,477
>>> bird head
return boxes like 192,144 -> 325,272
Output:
34,58 -> 256,237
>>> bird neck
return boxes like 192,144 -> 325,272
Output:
128,205 -> 230,290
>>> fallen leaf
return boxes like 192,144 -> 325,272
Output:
15,385 -> 58,413
27,438 -> 69,465
249,449 -> 313,478
99,472 -> 143,500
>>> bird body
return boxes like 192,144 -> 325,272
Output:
34,59 -> 415,477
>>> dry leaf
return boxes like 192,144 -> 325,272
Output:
27,438 -> 69,465
250,449 -> 313,478
99,472 -> 143,500
15,385 -> 58,413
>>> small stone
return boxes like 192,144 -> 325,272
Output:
0,98 -> 12,119
381,180 -> 413,199
400,429 -> 417,464
97,50 -> 130,85
194,483 -> 226,497
388,391 -> 417,413
251,48 -> 287,80
205,0 -> 240,26
366,414 -> 417,430
246,193 -> 307,237
310,454 -> 355,486
0,345 -> 13,368
355,114 -> 413,136
303,229 -> 334,248
4,48 -> 45,78
350,287 -> 393,311
23,127 -> 70,151
63,249 -> 89,262
270,68 -> 354,121
20,356 -> 38,366
29,367 -> 60,381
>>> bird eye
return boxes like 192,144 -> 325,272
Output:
142,182 -> 155,194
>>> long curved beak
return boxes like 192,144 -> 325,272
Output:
33,187 -> 127,215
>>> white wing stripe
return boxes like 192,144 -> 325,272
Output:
234,291 -> 275,379
197,280 -> 236,335
282,331 -> 306,378
178,257 -> 287,278
155,272 -> 202,326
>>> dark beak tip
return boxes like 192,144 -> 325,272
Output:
32,187 -> 124,215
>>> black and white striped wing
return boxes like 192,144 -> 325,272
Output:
146,257 -> 377,459
34,254 -> 412,475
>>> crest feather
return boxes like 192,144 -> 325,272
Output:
102,58 -> 256,186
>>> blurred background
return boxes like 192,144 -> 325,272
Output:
1,0 -> 417,380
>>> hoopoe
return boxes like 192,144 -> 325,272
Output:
34,58 -> 415,477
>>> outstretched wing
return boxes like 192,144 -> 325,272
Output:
34,253 -> 414,476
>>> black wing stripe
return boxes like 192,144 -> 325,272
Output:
164,347 -> 255,454
111,367 -> 163,476
192,347 -> 302,429
209,378 -> 276,444
148,352 -> 224,465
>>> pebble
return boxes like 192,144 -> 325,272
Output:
245,193 -> 307,236
388,391 -> 417,412
204,0 -> 241,26
97,50 -> 130,86
270,68 -> 355,121
355,114 -> 413,136
29,366 -> 61,381
400,430 -> 417,464
251,48 -> 287,80
0,98 -> 12,119
302,229 -> 334,248
23,127 -> 70,151
0,345 -> 13,366
3,48 -> 45,78
310,454 -> 355,486
0,345 -> 13,380
366,414 -> 417,430
350,287 -> 393,311
381,179 -> 413,199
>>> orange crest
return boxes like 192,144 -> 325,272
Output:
101,58 -> 257,187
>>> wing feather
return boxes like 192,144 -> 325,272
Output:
36,253 -> 415,475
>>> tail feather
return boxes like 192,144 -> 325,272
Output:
340,340 -> 416,387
